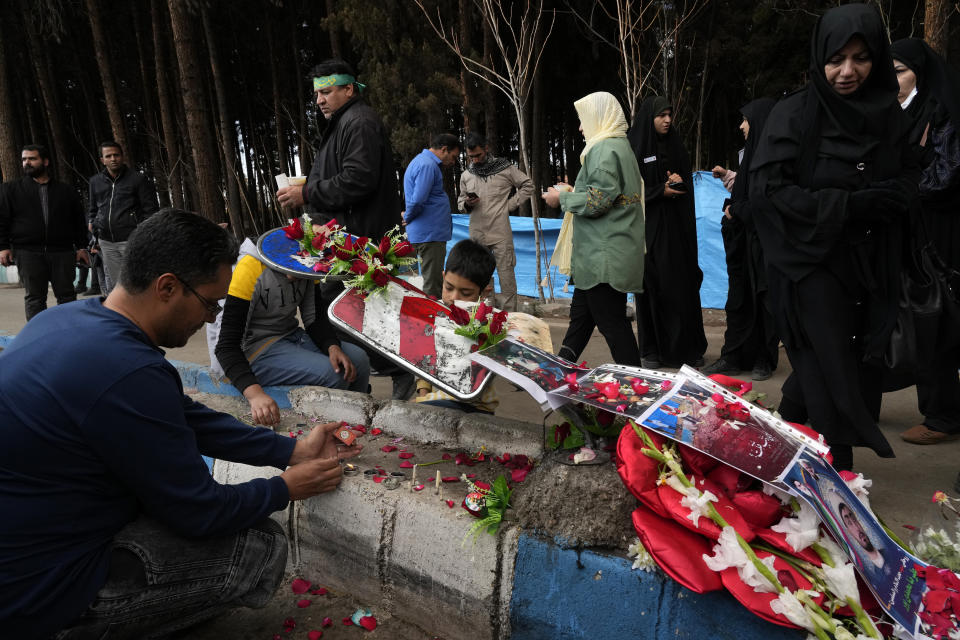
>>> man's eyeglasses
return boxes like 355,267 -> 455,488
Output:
176,276 -> 223,316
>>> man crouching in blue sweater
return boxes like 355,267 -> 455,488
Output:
0,209 -> 362,639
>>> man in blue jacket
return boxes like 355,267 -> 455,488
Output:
0,209 -> 360,638
88,140 -> 159,293
402,133 -> 460,297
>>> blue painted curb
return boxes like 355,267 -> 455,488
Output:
510,535 -> 804,640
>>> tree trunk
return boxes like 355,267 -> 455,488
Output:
168,0 -> 222,221
482,20 -> 499,149
134,6 -> 169,206
202,8 -> 243,235
694,4 -> 716,171
267,17 -> 289,177
458,0 -> 479,133
924,0 -> 952,57
85,0 -> 131,161
22,10 -> 71,179
0,8 -> 22,182
325,0 -> 342,59
292,10 -> 311,178
152,0 -> 184,208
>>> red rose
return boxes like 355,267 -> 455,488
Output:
370,267 -> 389,287
355,236 -> 369,250
350,259 -> 368,275
478,332 -> 488,347
326,218 -> 338,228
489,311 -> 507,335
343,235 -> 354,252
311,234 -> 326,250
448,304 -> 471,326
378,236 -> 391,255
283,218 -> 304,240
475,301 -> 490,323
393,240 -> 415,257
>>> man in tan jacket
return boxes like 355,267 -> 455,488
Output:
457,132 -> 533,312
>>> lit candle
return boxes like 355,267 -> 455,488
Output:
435,470 -> 441,495
410,464 -> 417,492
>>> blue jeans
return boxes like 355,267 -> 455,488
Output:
56,516 -> 287,639
252,329 -> 370,392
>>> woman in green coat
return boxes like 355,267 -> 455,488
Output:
543,91 -> 645,365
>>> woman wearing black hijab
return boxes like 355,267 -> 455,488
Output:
703,98 -> 780,381
629,96 -> 707,368
749,3 -> 918,470
890,38 -> 960,447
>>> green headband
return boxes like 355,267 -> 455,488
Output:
313,74 -> 366,93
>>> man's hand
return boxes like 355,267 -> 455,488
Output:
464,195 -> 479,210
277,185 -> 305,209
76,249 -> 90,266
244,384 -> 280,426
724,205 -> 732,220
327,345 -> 357,382
289,421 -> 363,466
0,249 -> 12,267
281,456 -> 343,501
711,165 -> 728,179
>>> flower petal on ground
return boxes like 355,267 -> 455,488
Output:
399,461 -> 414,468
381,445 -> 397,452
398,452 -> 415,459
441,476 -> 459,482
359,615 -> 378,631
322,617 -> 333,627
308,631 -> 323,640
370,428 -> 382,435
296,599 -> 311,608
291,578 -> 311,594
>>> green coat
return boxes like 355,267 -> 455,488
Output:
557,137 -> 646,293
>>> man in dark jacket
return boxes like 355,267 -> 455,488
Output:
0,144 -> 89,320
88,141 -> 159,293
276,59 -> 415,399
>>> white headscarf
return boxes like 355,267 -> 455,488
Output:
574,92 -> 628,163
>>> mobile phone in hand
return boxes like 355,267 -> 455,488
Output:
466,192 -> 478,199
667,181 -> 687,192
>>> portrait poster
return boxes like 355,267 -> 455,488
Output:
783,449 -> 926,636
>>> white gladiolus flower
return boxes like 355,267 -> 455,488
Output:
739,553 -> 779,593
771,502 -> 821,551
833,627 -> 856,640
703,526 -> 748,572
681,488 -> 718,527
762,483 -> 793,505
770,590 -> 816,632
627,537 -> 656,572
816,533 -> 846,563
821,562 -> 860,604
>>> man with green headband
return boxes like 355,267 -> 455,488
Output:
276,59 -> 414,400
276,59 -> 400,240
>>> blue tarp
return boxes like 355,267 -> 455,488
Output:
445,171 -> 730,308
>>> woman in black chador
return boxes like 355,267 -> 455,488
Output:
889,38 -> 960,447
703,98 -> 779,382
749,3 -> 918,470
629,96 -> 707,368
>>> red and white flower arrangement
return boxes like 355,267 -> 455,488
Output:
450,299 -> 509,349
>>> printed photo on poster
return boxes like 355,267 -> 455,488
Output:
546,364 -> 680,417
783,450 -> 924,634
472,337 -> 586,407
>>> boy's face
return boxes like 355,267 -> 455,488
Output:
441,271 -> 486,306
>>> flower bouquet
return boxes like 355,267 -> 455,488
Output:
278,215 -> 417,293
449,299 -> 509,350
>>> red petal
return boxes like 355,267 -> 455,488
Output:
399,461 -> 414,468
291,577 -> 311,594
511,468 -> 530,483
467,473 -> 476,478
475,480 -> 491,490
442,453 -> 452,460
381,445 -> 398,452
446,500 -> 455,508
274,635 -> 283,640
322,617 -> 333,628
359,616 -> 378,631
308,631 -> 324,640
441,476 -> 460,482
414,484 -> 425,491
296,599 -> 311,608
373,476 -> 384,483
371,428 -> 382,435
310,587 -> 328,596
351,425 -> 367,433
378,469 -> 387,475
283,617 -> 297,629
398,452 -> 415,459
342,617 -> 354,625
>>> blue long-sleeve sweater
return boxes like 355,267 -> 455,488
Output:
402,148 -> 452,243
0,298 -> 296,637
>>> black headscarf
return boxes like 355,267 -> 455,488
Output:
753,3 -> 902,181
730,98 -> 777,206
890,37 -> 960,141
628,96 -> 693,190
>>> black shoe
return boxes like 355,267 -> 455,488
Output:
392,372 -> 415,400
74,283 -> 88,295
641,355 -> 661,369
751,361 -> 773,381
701,358 -> 740,376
